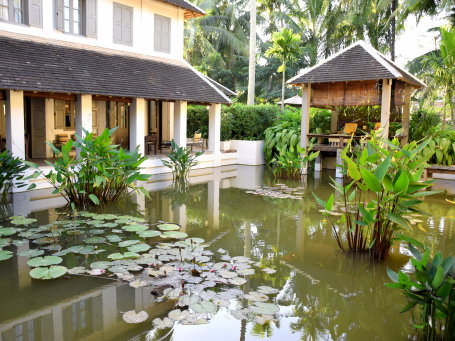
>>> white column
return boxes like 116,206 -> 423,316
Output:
129,98 -> 146,155
336,149 -> 343,178
102,286 -> 117,327
314,154 -> 322,171
300,85 -> 311,149
75,94 -> 92,138
380,79 -> 392,139
45,98 -> 54,158
173,100 -> 187,147
174,204 -> 187,232
208,178 -> 220,229
208,103 -> 221,153
5,90 -> 25,159
401,85 -> 412,145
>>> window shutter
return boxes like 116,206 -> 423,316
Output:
122,6 -> 132,44
28,0 -> 43,27
154,14 -> 170,53
113,4 -> 122,43
54,100 -> 65,129
85,0 -> 97,37
55,0 -> 64,31
154,15 -> 162,51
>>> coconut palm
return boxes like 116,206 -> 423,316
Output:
265,28 -> 303,110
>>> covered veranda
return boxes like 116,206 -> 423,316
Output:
287,40 -> 425,175
0,32 -> 231,167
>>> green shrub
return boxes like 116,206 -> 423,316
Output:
41,128 -> 150,208
310,108 -> 332,133
271,143 -> 319,179
0,150 -> 36,202
161,140 -> 203,183
409,109 -> 442,142
187,104 -> 279,141
422,130 -> 455,165
386,242 -> 454,341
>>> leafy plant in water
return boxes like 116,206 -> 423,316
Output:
314,134 -> 438,260
0,150 -> 37,202
422,130 -> 455,166
161,140 -> 203,184
386,241 -> 455,341
34,128 -> 150,208
271,142 -> 319,179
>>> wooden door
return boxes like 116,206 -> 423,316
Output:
31,98 -> 46,158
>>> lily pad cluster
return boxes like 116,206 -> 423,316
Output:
0,212 -> 281,329
246,184 -> 305,200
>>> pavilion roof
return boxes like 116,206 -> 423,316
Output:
288,41 -> 425,88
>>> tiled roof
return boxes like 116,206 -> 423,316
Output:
159,0 -> 205,17
204,76 -> 236,97
288,41 -> 425,88
0,33 -> 230,104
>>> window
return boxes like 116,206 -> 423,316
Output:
56,0 -> 97,37
63,0 -> 81,34
154,14 -> 170,53
113,2 -> 132,45
0,0 -> 25,24
54,100 -> 76,129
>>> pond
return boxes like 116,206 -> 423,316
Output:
0,166 -> 454,341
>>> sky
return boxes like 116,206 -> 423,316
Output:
395,12 -> 449,66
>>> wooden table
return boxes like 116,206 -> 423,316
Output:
306,133 -> 363,151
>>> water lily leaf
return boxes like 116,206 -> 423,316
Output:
237,268 -> 255,276
129,280 -> 148,288
114,219 -> 132,224
257,286 -> 279,295
122,310 -> 149,324
249,302 -> 279,315
243,291 -> 269,302
232,256 -> 250,263
27,256 -> 63,267
0,238 -> 11,248
262,268 -> 276,274
231,309 -> 249,320
157,223 -> 180,231
108,252 -> 140,260
67,266 -> 86,275
89,229 -> 105,235
127,244 -> 151,252
229,277 -> 247,286
29,266 -> 67,279
178,294 -> 200,307
185,237 -> 205,244
168,309 -> 189,321
138,230 -> 161,238
18,249 -> 44,258
0,250 -> 13,261
160,231 -> 188,239
118,240 -> 140,247
84,237 -> 106,244
122,224 -> 149,232
219,270 -> 237,279
108,265 -> 129,274
106,235 -> 122,243
152,317 -> 174,329
190,300 -> 217,314
0,227 -> 17,236
11,217 -> 37,225
90,261 -> 113,269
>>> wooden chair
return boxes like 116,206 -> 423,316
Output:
189,133 -> 204,151
329,123 -> 358,148
145,133 -> 158,155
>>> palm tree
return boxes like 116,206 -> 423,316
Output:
247,0 -> 257,105
265,28 -> 303,110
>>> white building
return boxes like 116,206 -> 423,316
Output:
0,0 -> 240,189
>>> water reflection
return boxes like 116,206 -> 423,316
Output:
0,166 -> 454,340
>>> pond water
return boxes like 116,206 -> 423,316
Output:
0,166 -> 454,341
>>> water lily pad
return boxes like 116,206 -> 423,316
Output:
219,270 -> 238,279
27,256 -> 63,267
168,309 -> 189,321
243,291 -> 269,302
185,237 -> 205,244
152,317 -> 174,329
129,280 -> 148,288
237,268 -> 255,276
67,267 -> 86,274
190,300 -> 217,314
88,268 -> 106,276
0,250 -> 13,261
160,231 -> 188,239
17,249 -> 44,258
84,237 -> 106,244
0,227 -> 17,236
108,252 -> 140,260
257,286 -> 279,295
106,235 -> 122,243
262,268 -> 276,274
249,302 -> 279,315
122,310 -> 149,324
229,277 -> 247,286
11,217 -> 37,225
138,230 -> 161,238
127,244 -> 151,252
178,294 -> 200,307
29,266 -> 67,279
157,223 -> 180,231
90,261 -> 113,269
118,240 -> 140,247
0,238 -> 11,248
122,224 -> 149,232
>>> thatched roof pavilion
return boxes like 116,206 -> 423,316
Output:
287,40 -> 425,148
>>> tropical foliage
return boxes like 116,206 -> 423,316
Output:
270,143 -> 319,179
314,134 -> 437,260
0,150 -> 37,202
41,128 -> 150,208
161,140 -> 203,183
387,241 -> 455,341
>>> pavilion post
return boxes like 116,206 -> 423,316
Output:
5,90 -> 25,159
401,85 -> 412,145
380,79 -> 392,139
300,84 -> 311,174
173,100 -> 187,148
330,107 -> 339,133
129,97 -> 146,155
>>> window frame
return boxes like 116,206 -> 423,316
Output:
0,0 -> 26,25
154,13 -> 171,54
113,2 -> 133,46
62,0 -> 82,35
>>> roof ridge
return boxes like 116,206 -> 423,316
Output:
356,41 -> 402,78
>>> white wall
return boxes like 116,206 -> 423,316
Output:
0,0 -> 185,60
